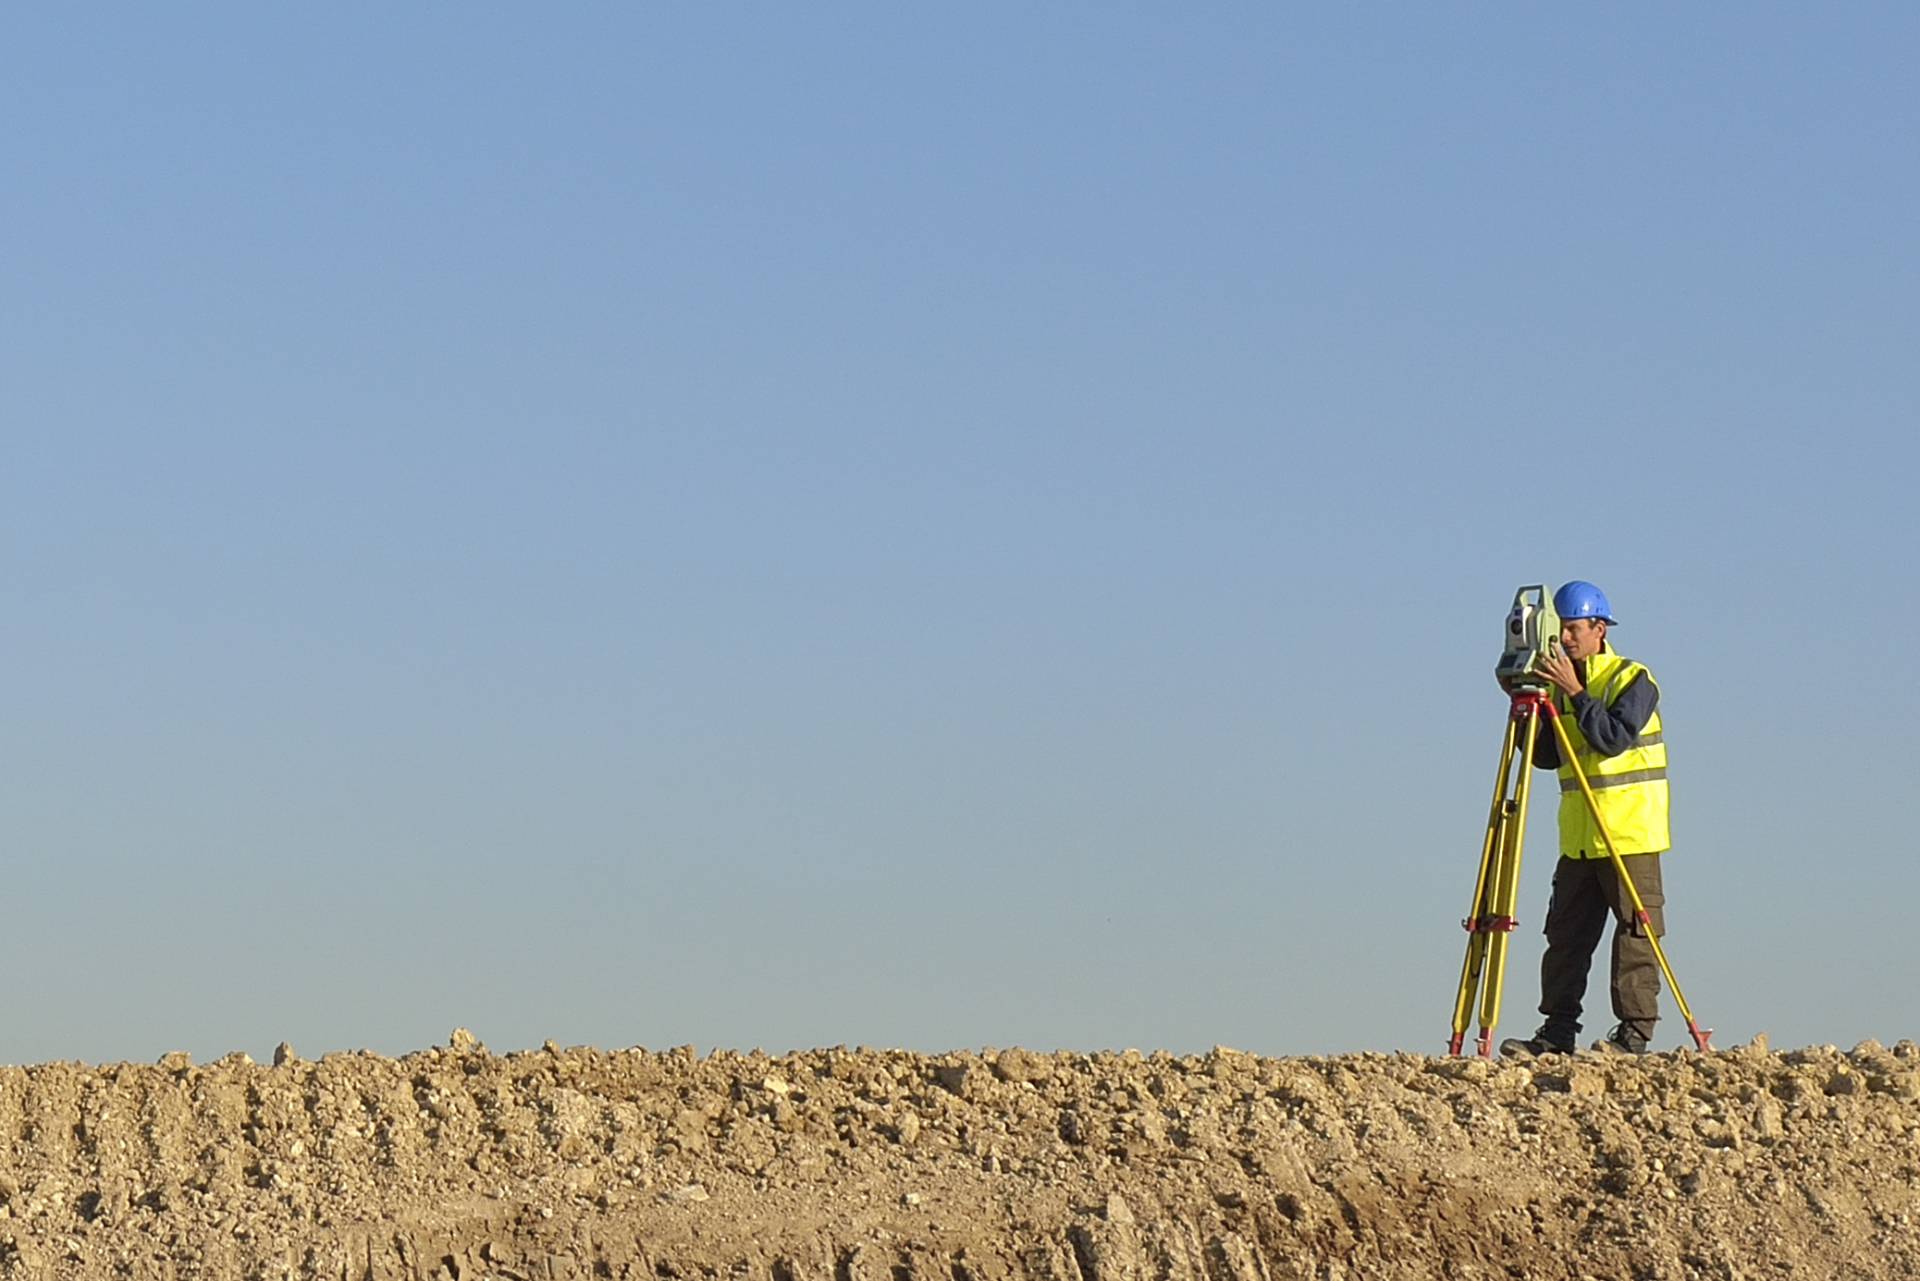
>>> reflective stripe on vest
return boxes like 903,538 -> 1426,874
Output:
1552,645 -> 1671,857
1560,766 -> 1669,792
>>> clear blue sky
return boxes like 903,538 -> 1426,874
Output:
4,6 -> 1914,1064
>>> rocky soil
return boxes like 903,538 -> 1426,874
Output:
0,1032 -> 1916,1280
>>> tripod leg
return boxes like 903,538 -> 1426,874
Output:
1476,707 -> 1542,1055
1545,711 -> 1713,1052
1450,717 -> 1521,1053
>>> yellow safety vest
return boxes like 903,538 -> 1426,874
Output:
1552,645 -> 1669,857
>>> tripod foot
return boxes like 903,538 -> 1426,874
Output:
1475,1030 -> 1493,1059
1687,1021 -> 1714,1052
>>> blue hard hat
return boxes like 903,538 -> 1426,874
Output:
1554,581 -> 1617,625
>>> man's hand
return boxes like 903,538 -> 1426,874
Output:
1537,649 -> 1583,697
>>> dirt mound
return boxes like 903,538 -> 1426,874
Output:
0,1033 -> 1915,1279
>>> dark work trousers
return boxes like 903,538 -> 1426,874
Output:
1539,853 -> 1665,1040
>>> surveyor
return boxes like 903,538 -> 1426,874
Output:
1500,581 -> 1669,1057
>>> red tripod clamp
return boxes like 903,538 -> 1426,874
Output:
1508,688 -> 1555,720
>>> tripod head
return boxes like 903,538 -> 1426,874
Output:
1493,585 -> 1562,694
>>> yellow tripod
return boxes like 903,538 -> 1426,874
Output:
1448,687 -> 1713,1057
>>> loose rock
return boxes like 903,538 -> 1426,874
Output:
0,1042 -> 1907,1280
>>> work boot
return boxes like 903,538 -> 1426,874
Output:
1498,1024 -> 1576,1058
1592,1023 -> 1650,1055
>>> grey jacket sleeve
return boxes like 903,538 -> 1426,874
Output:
1528,717 -> 1562,770
1529,672 -> 1659,768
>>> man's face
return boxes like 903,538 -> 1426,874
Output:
1559,618 -> 1607,661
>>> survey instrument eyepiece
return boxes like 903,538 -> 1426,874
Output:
1494,585 -> 1562,693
